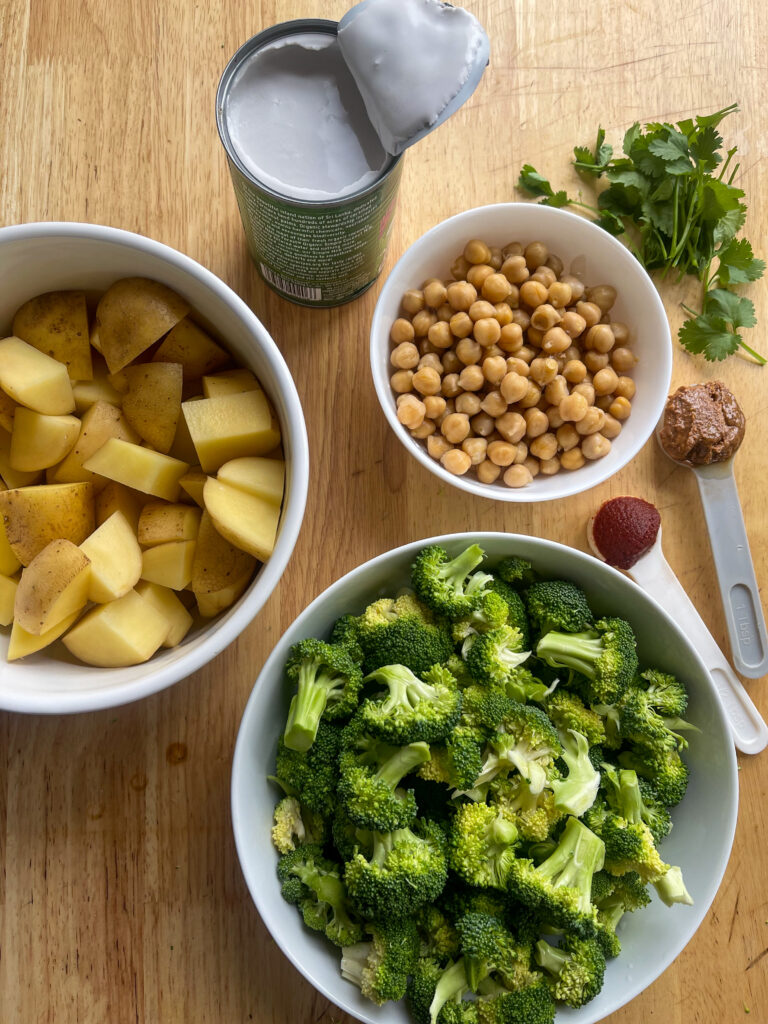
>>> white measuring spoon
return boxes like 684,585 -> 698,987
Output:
588,521 -> 768,755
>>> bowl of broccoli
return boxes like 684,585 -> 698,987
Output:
231,533 -> 737,1024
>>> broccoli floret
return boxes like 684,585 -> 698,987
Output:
502,666 -> 552,705
490,775 -> 565,843
536,617 -> 638,705
602,765 -> 673,844
485,577 -> 531,650
459,686 -> 517,733
338,717 -> 431,831
271,795 -> 326,854
283,637 -> 363,752
550,729 -> 600,817
462,704 -> 561,800
418,727 -> 485,792
449,803 -> 520,890
465,626 -> 531,690
544,691 -> 606,746
277,844 -> 363,947
640,667 -> 688,717
582,799 -> 668,882
619,683 -> 697,753
332,804 -> 374,862
417,904 -> 461,962
506,816 -> 605,938
524,580 -> 593,637
476,976 -> 556,1024
652,865 -> 693,906
412,544 -> 493,619
456,910 -> 537,992
356,594 -> 454,676
274,719 -> 342,819
618,745 -> 689,806
360,663 -> 462,744
344,821 -> 448,920
495,556 -> 539,591
534,935 -> 606,1007
329,613 -> 364,663
591,870 -> 650,958
407,957 -> 470,1024
341,917 -> 420,1004
443,653 -> 476,689
452,591 -> 510,649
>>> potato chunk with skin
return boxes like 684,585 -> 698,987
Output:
202,369 -> 261,398
61,589 -> 169,667
0,573 -> 19,627
8,609 -> 81,661
83,439 -> 189,502
94,481 -> 144,532
95,277 -> 189,373
48,400 -> 140,488
10,408 -> 80,472
152,318 -> 230,379
191,510 -> 256,616
137,502 -> 201,546
79,511 -> 142,603
12,290 -> 93,380
0,391 -> 18,433
203,477 -> 280,562
0,482 -> 95,565
182,390 -> 281,473
14,538 -> 91,634
121,362 -> 183,454
0,428 -> 42,489
135,580 -> 193,647
0,336 -> 75,415
140,539 -> 196,590
179,469 -> 206,508
217,456 -> 285,506
72,358 -> 124,413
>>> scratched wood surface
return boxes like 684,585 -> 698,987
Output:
0,0 -> 766,1020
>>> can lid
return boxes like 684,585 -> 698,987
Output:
337,0 -> 490,157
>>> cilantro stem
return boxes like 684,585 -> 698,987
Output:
737,339 -> 767,365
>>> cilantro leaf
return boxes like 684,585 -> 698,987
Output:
690,125 -> 723,172
516,165 -> 571,207
678,314 -> 739,361
716,238 -> 766,284
705,289 -> 756,328
648,127 -> 691,164
573,127 -> 613,176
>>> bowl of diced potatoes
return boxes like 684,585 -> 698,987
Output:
0,221 -> 309,713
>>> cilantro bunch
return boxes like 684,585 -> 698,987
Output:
518,104 -> 766,364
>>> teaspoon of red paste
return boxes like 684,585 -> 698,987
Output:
587,496 -> 661,570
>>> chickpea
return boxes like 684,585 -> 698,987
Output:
462,437 -> 488,465
401,289 -> 425,315
467,264 -> 495,290
575,407 -> 606,436
390,317 -> 415,345
427,434 -> 452,459
547,280 -> 572,308
422,279 -> 447,309
560,274 -> 585,301
529,357 -> 559,386
575,300 -> 602,328
474,317 -> 502,347
546,405 -> 565,430
505,357 -> 530,377
441,412 -> 471,444
560,311 -> 587,338
480,390 -> 508,418
503,464 -> 534,488
428,320 -> 453,350
485,344 -> 505,359
436,302 -> 454,322
501,255 -> 529,285
412,308 -> 437,337
468,299 -> 495,322
423,395 -> 446,420
482,272 -> 513,303
441,372 -> 461,398
556,423 -> 580,451
410,419 -> 436,439
513,441 -> 529,463
585,351 -> 610,373
442,349 -> 461,374
524,408 -> 549,439
601,413 -> 622,440
418,337 -> 439,356
544,375 -> 569,406
529,432 -> 558,461
615,375 -> 636,400
450,311 -> 474,339
536,455 -> 559,476
530,303 -> 562,331
572,382 -> 596,406
418,353 -> 444,373
516,345 -> 536,364
498,322 -> 524,353
581,433 -> 612,460
524,240 -> 548,270
458,365 -> 485,392
494,301 -> 514,325
585,324 -> 615,354
390,369 -> 414,393
541,326 -> 572,355
471,411 -> 496,437
611,347 -> 637,373
464,239 -> 492,265
563,359 -> 587,384
455,392 -> 482,417
490,247 -> 504,270
495,411 -> 526,444
446,280 -> 477,312
609,396 -> 632,420
390,341 -> 419,370
530,266 -> 557,289
477,459 -> 502,484
518,382 -> 542,409
441,448 -> 472,475
456,336 -> 482,365
593,366 -> 619,396
586,284 -> 617,313
487,440 -> 518,466
500,371 -> 529,404
559,392 -> 589,422
526,327 -> 545,348
450,255 -> 472,280
482,356 -> 508,385
396,397 -> 426,429
510,308 -> 531,331
519,279 -> 549,309
502,241 -> 524,258
610,322 -> 630,345
560,447 -> 586,471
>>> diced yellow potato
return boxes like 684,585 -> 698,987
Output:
203,477 -> 280,561
135,580 -> 193,647
0,573 -> 19,626
0,391 -> 18,433
190,511 -> 256,616
9,407 -> 80,472
72,358 -> 124,413
14,538 -> 91,634
0,482 -> 95,565
94,481 -> 145,533
0,428 -> 43,489
217,456 -> 285,506
90,325 -> 103,354
7,609 -> 81,661
95,277 -> 189,373
48,400 -> 140,488
137,502 -> 201,546
0,498 -> 21,576
121,362 -> 183,453
152,317 -> 229,379
11,290 -> 93,380
61,589 -> 168,667
83,439 -> 189,502
79,510 -> 142,603
140,539 -> 196,590
182,390 -> 281,473
0,336 -> 75,414
202,369 -> 261,398
179,469 -> 206,508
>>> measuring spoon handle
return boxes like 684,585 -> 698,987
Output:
630,549 -> 768,755
695,467 -> 768,678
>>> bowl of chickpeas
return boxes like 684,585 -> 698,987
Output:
370,203 -> 672,500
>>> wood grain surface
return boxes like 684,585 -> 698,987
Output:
1,0 -> 767,1021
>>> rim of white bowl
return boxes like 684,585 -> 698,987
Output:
0,221 -> 309,715
370,204 -> 673,503
231,531 -> 738,1024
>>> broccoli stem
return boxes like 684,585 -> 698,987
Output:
375,742 -> 431,789
340,941 -> 371,988
428,959 -> 469,1024
537,817 -> 605,912
534,939 -> 569,976
283,664 -> 339,752
438,545 -> 485,592
653,866 -> 693,907
536,631 -> 603,680
616,769 -> 643,824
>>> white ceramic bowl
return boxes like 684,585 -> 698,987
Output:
0,222 -> 309,714
370,204 -> 673,502
232,532 -> 736,1024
